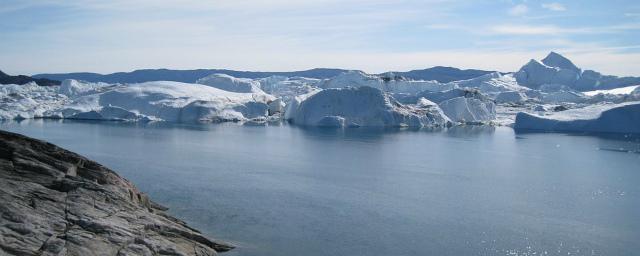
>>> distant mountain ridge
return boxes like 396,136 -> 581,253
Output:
33,67 -> 495,84
32,68 -> 350,84
0,70 -> 60,86
390,66 -> 494,83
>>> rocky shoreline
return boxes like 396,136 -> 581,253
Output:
0,130 -> 233,255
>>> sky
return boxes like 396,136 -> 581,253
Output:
1,0 -> 640,76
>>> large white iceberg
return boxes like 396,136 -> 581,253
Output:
288,86 -> 450,127
438,97 -> 496,123
0,83 -> 66,120
196,73 -> 265,94
1,80 -> 277,123
514,52 -> 640,91
514,101 -> 640,133
515,59 -> 580,89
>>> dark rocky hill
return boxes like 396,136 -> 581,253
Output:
0,70 -> 60,86
0,130 -> 233,255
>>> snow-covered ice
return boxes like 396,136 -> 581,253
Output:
583,85 -> 640,96
0,82 -> 66,120
320,71 -> 455,95
196,73 -> 265,94
451,73 -> 529,96
288,86 -> 450,127
514,101 -> 640,133
258,76 -> 321,102
494,91 -> 527,103
1,80 -> 277,122
2,51 -> 639,132
438,97 -> 496,123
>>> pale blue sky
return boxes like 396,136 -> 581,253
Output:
1,0 -> 639,76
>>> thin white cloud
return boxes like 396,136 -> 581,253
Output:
490,25 -> 570,35
508,4 -> 529,16
542,3 -> 566,11
1,0 -> 639,76
488,23 -> 640,35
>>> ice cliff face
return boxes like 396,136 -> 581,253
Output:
438,97 -> 496,123
288,86 -> 450,127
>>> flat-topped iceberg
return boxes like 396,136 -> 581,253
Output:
514,101 -> 640,133
288,86 -> 450,127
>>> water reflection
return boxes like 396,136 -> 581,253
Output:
1,119 -> 639,256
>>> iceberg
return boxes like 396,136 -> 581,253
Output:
495,91 -> 527,103
68,81 -> 274,122
515,52 -> 640,91
452,72 -> 529,96
58,79 -> 114,97
583,85 -> 640,97
1,80 -> 277,123
515,59 -> 579,89
514,101 -> 640,133
0,82 -> 66,120
196,73 -> 265,94
413,88 -> 496,123
288,86 -> 450,127
438,97 -> 496,123
258,76 -> 321,102
320,71 -> 455,95
416,88 -> 491,104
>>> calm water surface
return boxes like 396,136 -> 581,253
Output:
2,120 -> 639,256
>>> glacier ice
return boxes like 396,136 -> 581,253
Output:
288,86 -> 450,127
1,80 -> 277,123
438,97 -> 496,123
320,70 -> 455,95
514,101 -> 640,133
495,91 -> 527,103
196,73 -> 265,94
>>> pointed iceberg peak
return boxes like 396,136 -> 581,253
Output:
541,51 -> 580,72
